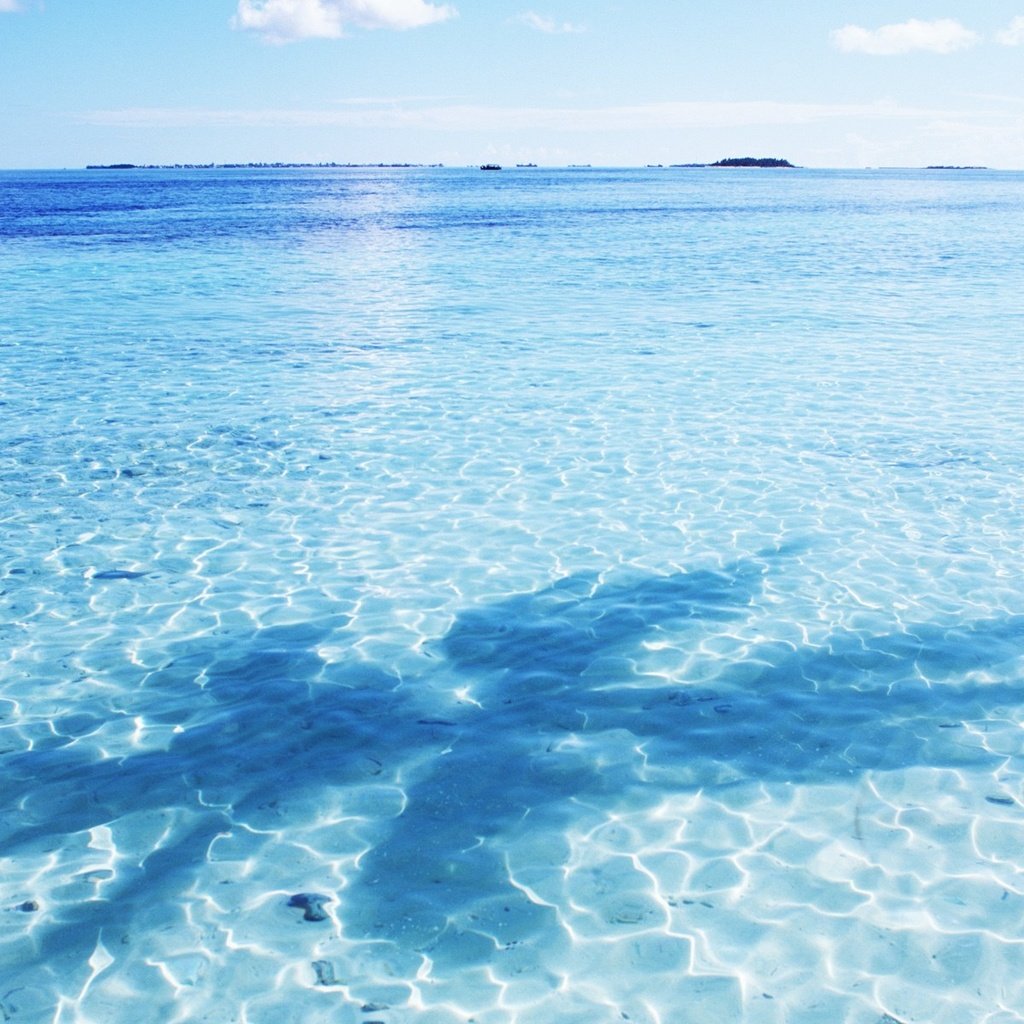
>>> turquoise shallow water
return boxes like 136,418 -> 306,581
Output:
2,167 -> 1024,1023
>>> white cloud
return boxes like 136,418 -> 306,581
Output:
233,0 -> 456,43
516,11 -> 585,34
996,16 -> 1024,45
0,0 -> 22,12
831,18 -> 979,55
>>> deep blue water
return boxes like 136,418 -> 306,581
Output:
2,167 -> 1024,1024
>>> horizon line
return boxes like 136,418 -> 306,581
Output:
0,162 -> 1010,172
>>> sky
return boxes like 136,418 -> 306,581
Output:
2,1 -> 1024,168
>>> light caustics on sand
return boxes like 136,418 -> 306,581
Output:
2,167 -> 1024,1024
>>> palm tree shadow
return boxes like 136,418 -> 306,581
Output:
343,557 -> 770,942
7,557 -> 1024,977
343,566 -> 1024,947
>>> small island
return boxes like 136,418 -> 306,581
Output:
666,157 -> 797,169
710,157 -> 795,168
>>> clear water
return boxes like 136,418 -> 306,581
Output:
2,167 -> 1024,1024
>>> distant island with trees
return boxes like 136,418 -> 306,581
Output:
667,157 -> 796,168
709,157 -> 796,167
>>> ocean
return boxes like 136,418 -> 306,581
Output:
2,166 -> 1024,1023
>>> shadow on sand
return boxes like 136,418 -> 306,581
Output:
4,553 -> 1023,967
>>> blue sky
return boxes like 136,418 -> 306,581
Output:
2,1 -> 1024,168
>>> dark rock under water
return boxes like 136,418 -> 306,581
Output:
287,892 -> 331,922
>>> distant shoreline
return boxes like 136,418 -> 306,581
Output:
84,157 -> 800,171
84,162 -> 444,170
72,161 -> 997,172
